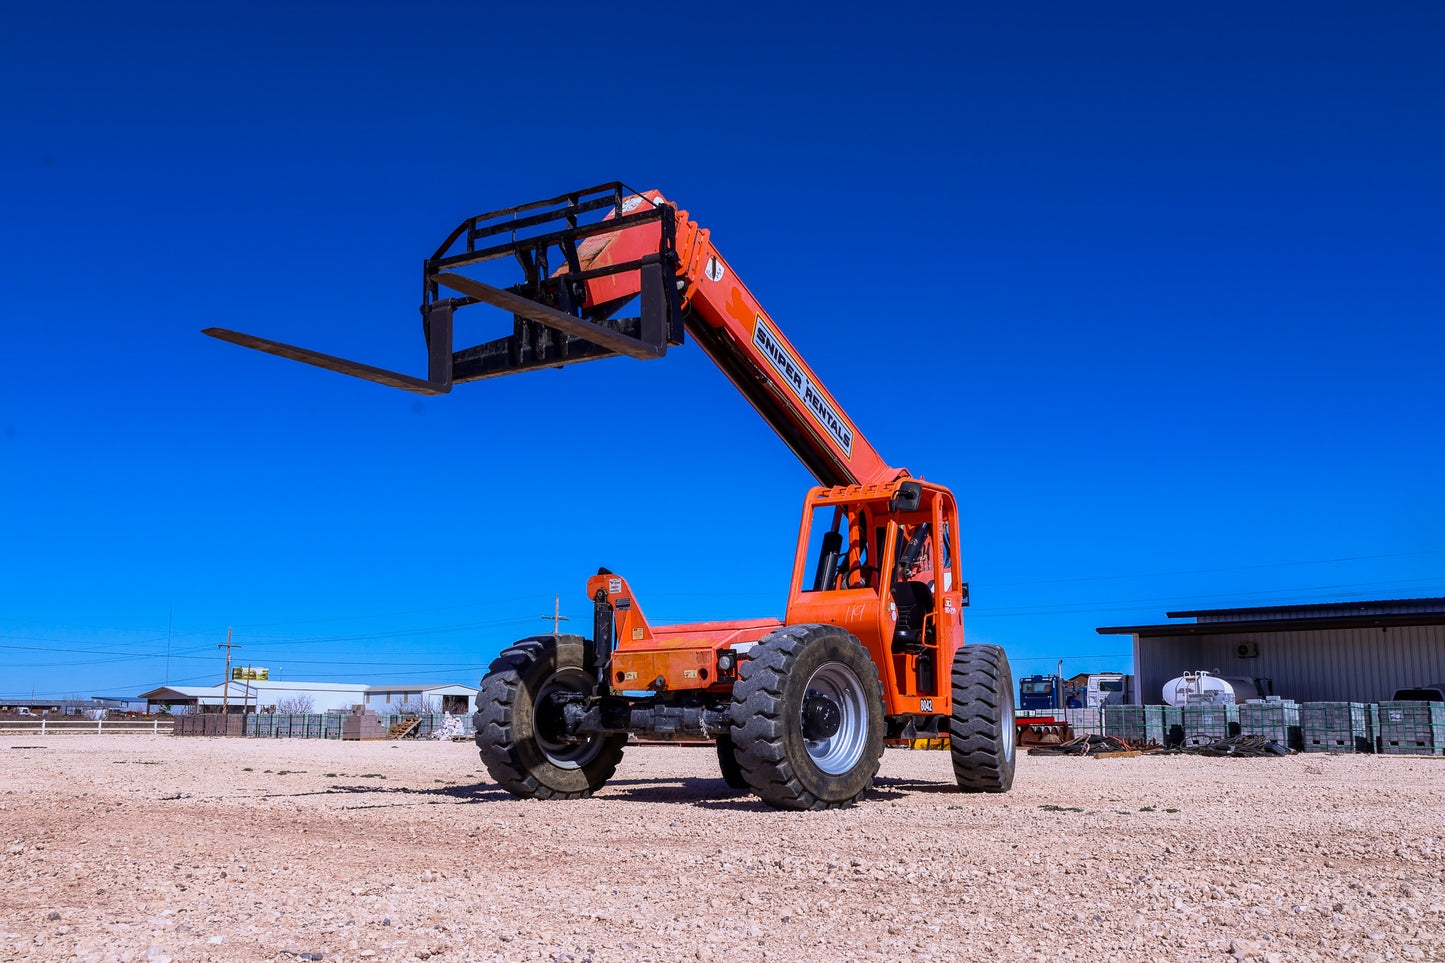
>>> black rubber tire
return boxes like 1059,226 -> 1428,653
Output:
730,624 -> 885,811
949,643 -> 1016,792
474,635 -> 626,800
714,733 -> 749,789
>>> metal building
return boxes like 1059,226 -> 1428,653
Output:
139,681 -> 480,714
1097,597 -> 1445,705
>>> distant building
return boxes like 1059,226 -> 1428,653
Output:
1097,597 -> 1445,705
0,699 -> 70,715
139,681 -> 480,714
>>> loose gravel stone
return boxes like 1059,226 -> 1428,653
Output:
0,736 -> 1441,962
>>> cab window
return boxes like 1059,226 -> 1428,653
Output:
804,505 -> 879,591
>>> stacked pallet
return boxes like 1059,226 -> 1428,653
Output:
1181,705 -> 1240,747
1238,700 -> 1302,752
247,714 -> 346,739
1063,707 -> 1102,737
1300,702 -> 1373,753
1103,705 -> 1165,747
1375,701 -> 1445,756
173,714 -> 245,737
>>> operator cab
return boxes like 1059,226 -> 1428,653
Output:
789,480 -> 968,713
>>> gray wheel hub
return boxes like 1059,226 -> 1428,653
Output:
801,661 -> 868,775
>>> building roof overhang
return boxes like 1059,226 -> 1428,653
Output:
1097,611 -> 1445,637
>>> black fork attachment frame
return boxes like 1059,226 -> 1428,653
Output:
203,182 -> 684,395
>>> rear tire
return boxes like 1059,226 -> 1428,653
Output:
949,643 -> 1016,792
474,635 -> 626,800
730,624 -> 884,810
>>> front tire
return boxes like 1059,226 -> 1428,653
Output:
730,624 -> 884,810
474,635 -> 626,800
949,643 -> 1016,792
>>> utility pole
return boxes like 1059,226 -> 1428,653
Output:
218,628 -> 240,716
541,594 -> 569,634
165,607 -> 173,684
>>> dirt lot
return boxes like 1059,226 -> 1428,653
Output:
1,737 -> 1442,963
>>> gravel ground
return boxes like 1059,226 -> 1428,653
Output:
1,736 -> 1442,963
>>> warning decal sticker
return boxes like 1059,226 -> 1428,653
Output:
752,316 -> 854,458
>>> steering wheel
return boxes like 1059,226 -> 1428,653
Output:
837,561 -> 879,589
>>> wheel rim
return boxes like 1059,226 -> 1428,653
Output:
533,668 -> 603,769
801,661 -> 869,775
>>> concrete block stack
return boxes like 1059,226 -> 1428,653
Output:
1375,701 -> 1445,756
172,714 -> 245,737
341,706 -> 387,741
1181,704 -> 1240,746
1063,706 -> 1102,737
1300,702 -> 1373,753
1103,705 -> 1165,747
1238,699 -> 1302,751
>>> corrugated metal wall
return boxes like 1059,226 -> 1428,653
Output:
1136,624 -> 1445,704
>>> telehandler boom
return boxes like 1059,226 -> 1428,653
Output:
205,183 -> 1015,809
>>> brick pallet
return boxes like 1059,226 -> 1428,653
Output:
173,715 -> 245,737
1375,701 -> 1445,756
1300,702 -> 1373,753
1238,701 -> 1302,751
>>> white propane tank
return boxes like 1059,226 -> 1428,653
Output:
1163,671 -> 1266,706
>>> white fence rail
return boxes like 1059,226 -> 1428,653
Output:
0,719 -> 174,735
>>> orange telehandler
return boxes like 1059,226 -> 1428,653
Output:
205,183 -> 1015,809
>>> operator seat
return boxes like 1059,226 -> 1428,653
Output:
890,580 -> 933,653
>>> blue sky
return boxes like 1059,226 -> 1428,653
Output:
2,3 -> 1442,699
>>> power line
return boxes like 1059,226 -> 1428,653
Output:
1009,653 -> 1131,661
987,549 -> 1445,587
237,616 -> 538,646
969,577 -> 1445,618
0,643 -> 218,660
1,671 -> 218,699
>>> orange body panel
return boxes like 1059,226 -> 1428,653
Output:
586,572 -> 781,693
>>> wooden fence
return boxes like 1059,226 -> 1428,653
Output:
0,718 -> 174,735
